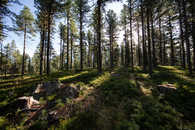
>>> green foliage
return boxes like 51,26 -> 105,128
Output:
15,6 -> 35,34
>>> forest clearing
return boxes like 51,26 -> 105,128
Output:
1,0 -> 195,129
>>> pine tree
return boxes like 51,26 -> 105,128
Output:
15,6 -> 35,75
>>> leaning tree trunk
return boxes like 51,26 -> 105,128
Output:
97,0 -> 102,73
22,24 -> 26,76
182,0 -> 192,74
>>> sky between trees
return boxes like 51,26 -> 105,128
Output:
3,0 -> 125,57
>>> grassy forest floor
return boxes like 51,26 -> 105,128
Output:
0,66 -> 195,130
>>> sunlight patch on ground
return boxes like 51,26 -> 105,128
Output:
90,72 -> 111,87
58,71 -> 88,81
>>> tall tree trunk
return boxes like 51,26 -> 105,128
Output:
151,12 -> 156,67
22,24 -> 26,76
182,0 -> 192,74
159,16 -> 163,65
190,0 -> 195,70
121,44 -> 124,65
70,33 -> 73,69
5,48 -> 8,78
163,29 -> 167,65
67,12 -> 70,70
60,37 -> 62,69
147,8 -> 152,75
0,42 -> 2,74
62,39 -> 65,69
129,0 -> 134,70
80,10 -> 83,71
109,30 -> 113,68
47,13 -> 51,75
93,33 -> 96,68
40,26 -> 45,75
97,0 -> 102,73
124,14 -> 129,67
44,39 -> 46,73
178,1 -> 186,68
88,35 -> 91,68
137,19 -> 141,66
140,0 -> 146,71
168,15 -> 175,66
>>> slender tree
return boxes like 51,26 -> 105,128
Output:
15,6 -> 35,75
75,0 -> 89,70
106,10 -> 118,68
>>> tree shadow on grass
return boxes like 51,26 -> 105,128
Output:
136,66 -> 195,122
53,68 -> 184,130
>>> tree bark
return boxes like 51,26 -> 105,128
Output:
151,12 -> 156,67
140,0 -> 146,71
22,24 -> 26,76
129,0 -> 134,71
147,8 -> 152,75
178,1 -> 186,68
70,33 -> 73,69
163,29 -> 167,65
40,25 -> 45,75
97,0 -> 102,73
168,15 -> 175,66
47,12 -> 51,75
190,0 -> 195,70
159,16 -> 163,65
137,19 -> 141,66
182,0 -> 192,74
79,9 -> 83,71
124,12 -> 129,67
67,12 -> 70,70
